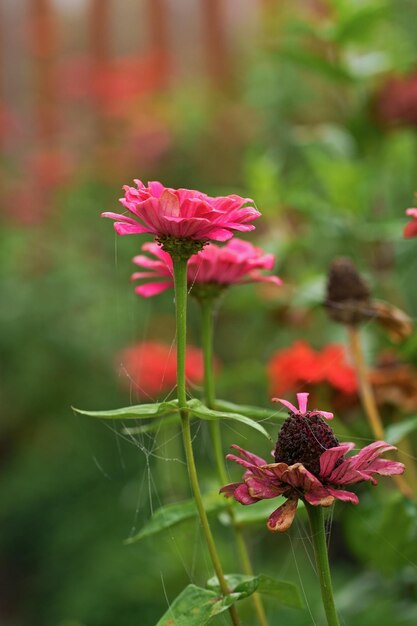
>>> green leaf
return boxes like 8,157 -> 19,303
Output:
187,399 -> 272,441
125,493 -> 229,544
333,5 -> 387,44
215,399 -> 285,422
155,584 -> 232,626
385,415 -> 417,444
72,400 -> 178,420
207,574 -> 304,609
278,47 -> 353,83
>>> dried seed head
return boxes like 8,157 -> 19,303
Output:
274,412 -> 340,476
325,257 -> 371,325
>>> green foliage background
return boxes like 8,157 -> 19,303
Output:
2,1 -> 417,624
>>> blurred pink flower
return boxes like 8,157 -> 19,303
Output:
102,180 -> 260,242
404,208 -> 417,238
131,238 -> 282,297
220,393 -> 404,532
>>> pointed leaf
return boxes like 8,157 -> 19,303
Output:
155,584 -> 231,626
215,399 -> 284,422
385,415 -> 417,445
125,493 -> 229,544
187,400 -> 272,441
72,400 -> 178,420
207,574 -> 304,609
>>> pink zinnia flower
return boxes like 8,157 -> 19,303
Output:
131,238 -> 282,298
404,208 -> 417,238
102,180 -> 260,242
220,393 -> 404,532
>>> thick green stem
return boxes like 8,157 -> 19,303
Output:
199,297 -> 269,626
305,502 -> 340,626
172,259 -> 241,626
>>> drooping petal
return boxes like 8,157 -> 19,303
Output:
304,488 -> 335,506
309,409 -> 334,420
319,443 -> 355,478
134,282 -> 173,297
219,482 -> 241,498
246,476 -> 286,500
267,497 -> 299,532
229,444 -> 268,467
350,441 -> 397,470
101,211 -> 138,223
272,397 -> 299,414
325,487 -> 359,504
263,462 -> 291,482
233,483 -> 260,505
359,458 -> 405,478
283,463 -> 324,493
113,221 -> 153,236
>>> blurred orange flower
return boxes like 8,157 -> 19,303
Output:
267,341 -> 357,401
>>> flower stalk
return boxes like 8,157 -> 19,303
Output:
347,326 -> 413,499
305,502 -> 340,626
199,296 -> 270,626
172,257 -> 241,626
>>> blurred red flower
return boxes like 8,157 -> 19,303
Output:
404,208 -> 417,238
267,341 -> 357,400
373,73 -> 417,127
117,341 -> 205,400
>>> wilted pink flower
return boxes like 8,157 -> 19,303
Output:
220,393 -> 404,532
404,208 -> 417,238
102,180 -> 260,242
131,238 -> 282,297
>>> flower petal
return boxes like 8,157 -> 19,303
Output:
229,444 -> 268,467
219,482 -> 241,498
233,483 -> 260,505
310,410 -> 334,420
283,463 -> 324,492
319,443 -> 355,478
246,476 -> 285,500
304,488 -> 335,506
134,282 -> 173,297
326,487 -> 359,504
272,397 -> 299,414
297,393 -> 309,414
267,497 -> 298,532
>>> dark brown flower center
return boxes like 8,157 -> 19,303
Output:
274,412 -> 340,476
325,257 -> 371,326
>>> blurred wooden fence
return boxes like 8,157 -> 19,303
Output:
0,1 -> 270,221
22,0 -> 267,147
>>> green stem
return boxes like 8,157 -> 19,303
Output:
200,298 -> 216,408
305,502 -> 340,626
199,297 -> 269,626
172,259 -> 241,626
